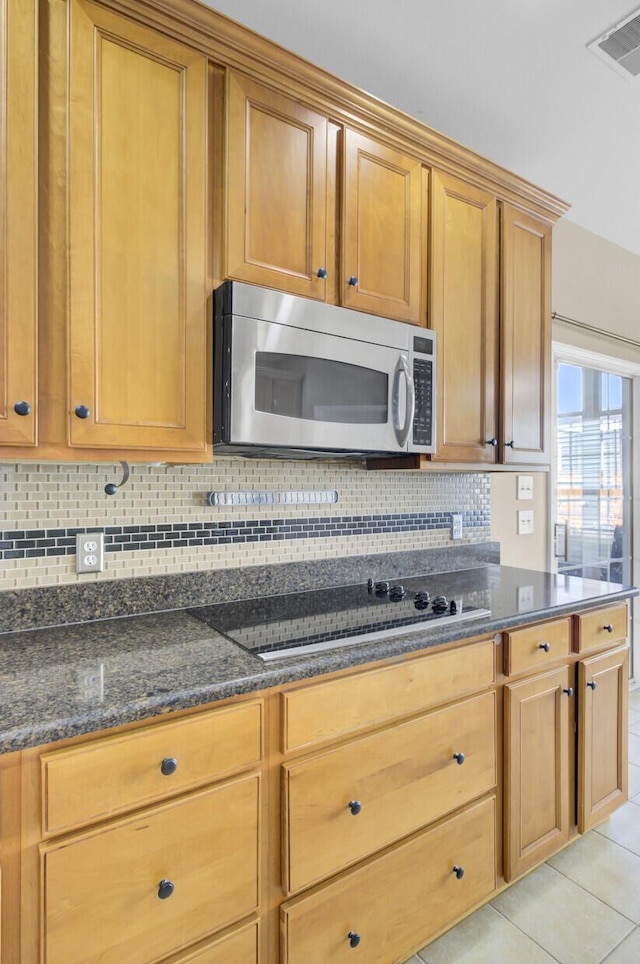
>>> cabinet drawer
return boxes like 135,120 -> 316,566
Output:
42,775 -> 260,964
281,795 -> 496,964
42,700 -> 262,834
574,604 -> 628,654
170,919 -> 259,963
282,639 -> 495,752
503,618 -> 571,676
283,690 -> 496,893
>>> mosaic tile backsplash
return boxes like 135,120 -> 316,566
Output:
0,461 -> 490,590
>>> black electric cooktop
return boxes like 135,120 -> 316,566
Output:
191,574 -> 491,661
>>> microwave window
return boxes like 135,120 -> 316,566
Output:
255,353 -> 388,424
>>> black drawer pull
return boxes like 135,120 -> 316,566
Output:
317,267 -> 328,278
157,879 -> 174,900
348,276 -> 358,286
348,800 -> 362,816
160,757 -> 178,776
348,931 -> 361,948
563,687 -> 574,697
74,404 -> 90,419
587,680 -> 597,690
453,752 -> 465,765
603,624 -> 614,633
539,642 -> 551,653
14,401 -> 31,416
453,865 -> 465,880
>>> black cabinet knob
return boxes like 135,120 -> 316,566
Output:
563,687 -> 574,697
348,931 -> 361,948
587,680 -> 597,690
348,276 -> 358,286
74,404 -> 91,419
157,879 -> 175,900
161,757 -> 178,776
539,642 -> 551,653
317,267 -> 328,278
453,752 -> 465,765
14,401 -> 31,416
505,440 -> 515,448
485,438 -> 498,447
348,800 -> 362,816
603,624 -> 614,633
453,865 -> 465,880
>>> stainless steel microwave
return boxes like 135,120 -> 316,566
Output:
213,281 -> 436,459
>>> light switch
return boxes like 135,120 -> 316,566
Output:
517,475 -> 533,500
517,509 -> 534,535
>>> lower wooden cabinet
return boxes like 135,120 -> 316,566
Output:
0,605 -> 631,964
504,665 -> 572,881
42,776 -> 260,964
281,796 -> 496,964
504,610 -> 629,882
578,646 -> 628,832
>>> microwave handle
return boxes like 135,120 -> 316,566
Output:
392,355 -> 415,448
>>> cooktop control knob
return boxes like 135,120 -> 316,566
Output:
432,595 -> 448,614
389,584 -> 406,600
374,581 -> 390,595
414,590 -> 430,611
449,599 -> 458,615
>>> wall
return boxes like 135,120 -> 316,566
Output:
490,472 -> 548,571
0,460 -> 490,591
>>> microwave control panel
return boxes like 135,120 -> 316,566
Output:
412,335 -> 434,447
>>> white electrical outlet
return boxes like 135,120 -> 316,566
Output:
517,475 -> 534,500
76,532 -> 105,573
451,513 -> 463,540
517,510 -> 534,536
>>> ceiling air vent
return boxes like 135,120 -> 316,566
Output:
588,7 -> 640,78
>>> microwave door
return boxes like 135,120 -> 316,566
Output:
228,317 -> 405,453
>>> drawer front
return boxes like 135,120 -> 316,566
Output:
42,700 -> 262,834
574,604 -> 628,654
281,795 -> 496,964
504,618 -> 571,676
42,775 -> 260,964
284,690 -> 496,893
282,639 -> 495,752
170,919 -> 259,963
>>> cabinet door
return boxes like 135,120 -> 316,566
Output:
429,172 -> 498,462
578,646 -> 628,832
342,130 -> 423,323
67,0 -> 208,453
0,0 -> 37,446
504,665 -> 573,881
501,205 -> 551,464
226,71 -> 328,299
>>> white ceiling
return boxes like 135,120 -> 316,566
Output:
203,0 -> 640,257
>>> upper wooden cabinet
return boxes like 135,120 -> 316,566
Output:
66,0 -> 209,454
225,74 -> 425,323
501,205 -> 552,465
429,171 -> 498,462
0,0 -> 37,447
226,71 -> 329,300
342,130 -> 424,323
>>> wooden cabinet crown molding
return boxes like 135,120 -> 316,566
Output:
95,0 -> 569,223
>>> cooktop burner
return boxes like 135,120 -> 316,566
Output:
191,574 -> 491,661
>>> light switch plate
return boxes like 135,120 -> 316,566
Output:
517,475 -> 534,500
517,509 -> 534,536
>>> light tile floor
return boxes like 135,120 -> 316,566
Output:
404,686 -> 640,964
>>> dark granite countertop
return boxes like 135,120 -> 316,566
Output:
1,562 -> 636,755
